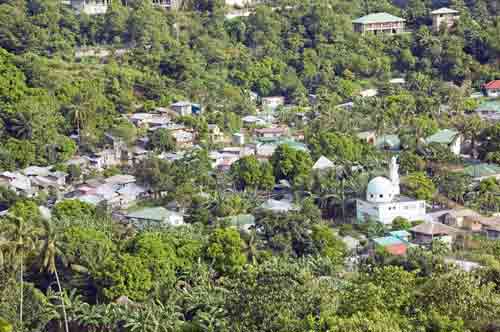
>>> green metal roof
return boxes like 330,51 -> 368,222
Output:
257,137 -> 309,152
352,12 -> 405,24
227,214 -> 256,227
477,100 -> 500,113
126,207 -> 179,222
375,134 -> 401,149
389,230 -> 411,239
373,236 -> 405,247
425,129 -> 459,145
463,163 -> 500,178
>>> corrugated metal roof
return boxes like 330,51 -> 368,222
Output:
126,207 -> 180,222
353,12 -> 405,24
463,163 -> 500,177
431,7 -> 459,14
385,244 -> 407,256
389,230 -> 411,238
373,236 -> 405,246
425,129 -> 459,145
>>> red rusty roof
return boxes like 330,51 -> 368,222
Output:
384,244 -> 407,256
484,80 -> 500,90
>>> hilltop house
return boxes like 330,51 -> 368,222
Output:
70,0 -> 109,15
484,80 -> 500,97
431,8 -> 459,31
352,12 -> 405,35
151,0 -> 180,9
425,129 -> 462,156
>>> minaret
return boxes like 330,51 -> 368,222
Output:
389,156 -> 400,196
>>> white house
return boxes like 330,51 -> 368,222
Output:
431,7 -> 459,31
261,96 -> 285,111
312,156 -> 335,171
356,157 -> 426,225
484,80 -> 500,97
70,0 -> 109,15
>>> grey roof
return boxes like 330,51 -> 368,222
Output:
171,101 -> 191,107
410,222 -> 458,236
77,194 -> 104,205
105,174 -> 136,185
260,199 -> 299,213
431,7 -> 459,14
23,166 -> 51,177
118,183 -> 147,197
352,12 -> 405,24
126,207 -> 181,222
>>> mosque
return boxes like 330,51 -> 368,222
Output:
356,157 -> 426,225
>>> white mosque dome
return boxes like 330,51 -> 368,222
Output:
366,176 -> 394,203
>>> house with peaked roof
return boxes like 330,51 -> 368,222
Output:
410,222 -> 459,247
484,80 -> 500,97
0,172 -> 33,197
425,129 -> 461,155
352,12 -> 405,35
125,207 -> 184,229
475,99 -> 500,122
431,8 -> 459,31
312,156 -> 335,171
463,163 -> 500,182
71,0 -> 109,15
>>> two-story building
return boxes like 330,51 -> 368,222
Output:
352,12 -> 405,35
431,8 -> 459,31
70,0 -> 109,15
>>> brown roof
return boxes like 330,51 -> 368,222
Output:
478,217 -> 500,231
446,209 -> 481,219
410,222 -> 459,236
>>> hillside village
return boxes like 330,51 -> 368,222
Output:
0,0 -> 499,331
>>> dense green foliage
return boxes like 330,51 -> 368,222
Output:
0,0 -> 499,331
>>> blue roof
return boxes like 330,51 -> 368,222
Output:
373,236 -> 405,247
389,230 -> 411,238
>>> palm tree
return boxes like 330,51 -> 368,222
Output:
454,115 -> 485,157
67,105 -> 88,139
9,111 -> 33,140
37,218 -> 69,332
0,215 -> 38,330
